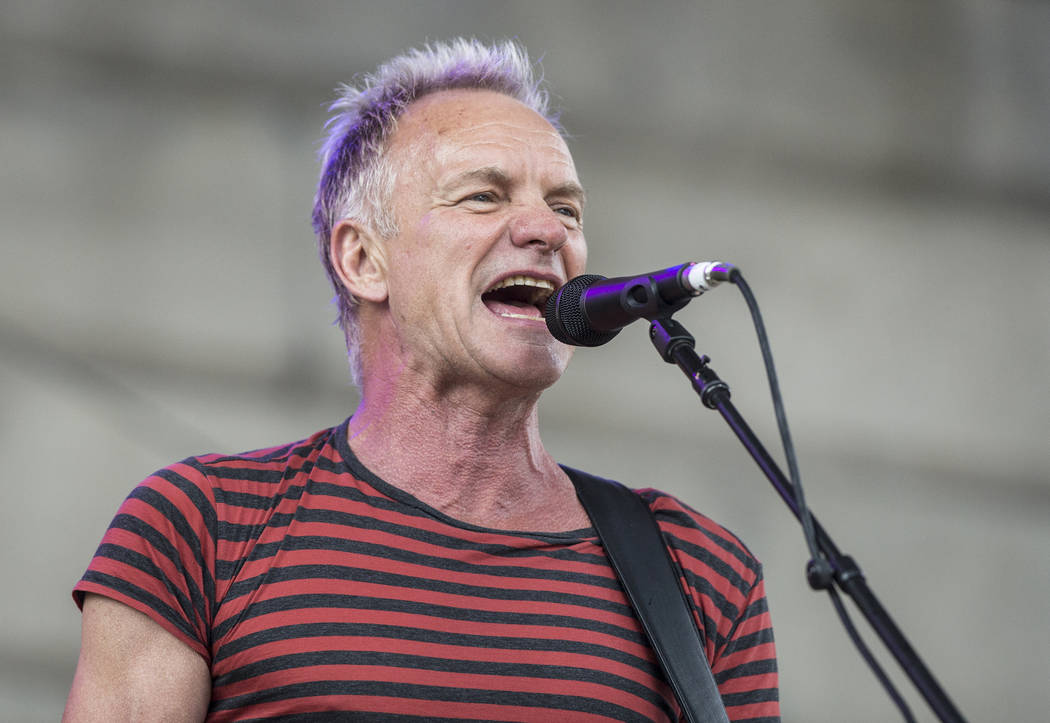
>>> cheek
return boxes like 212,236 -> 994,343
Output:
566,236 -> 588,276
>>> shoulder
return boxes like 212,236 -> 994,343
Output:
562,464 -> 764,589
637,487 -> 764,588
72,423 -> 349,637
638,488 -> 762,568
143,423 -> 345,507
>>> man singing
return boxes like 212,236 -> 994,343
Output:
65,38 -> 779,722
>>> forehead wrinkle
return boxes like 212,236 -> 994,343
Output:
432,137 -> 578,181
435,134 -> 570,160
436,163 -> 586,208
439,118 -> 562,137
394,93 -> 583,204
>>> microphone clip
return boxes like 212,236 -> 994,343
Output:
616,263 -> 697,323
649,317 -> 731,409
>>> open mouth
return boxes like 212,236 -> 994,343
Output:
481,275 -> 555,321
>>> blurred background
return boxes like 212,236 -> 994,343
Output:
1,1 -> 1047,720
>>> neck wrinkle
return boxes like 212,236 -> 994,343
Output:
346,376 -> 584,532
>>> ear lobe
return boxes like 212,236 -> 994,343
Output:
330,219 -> 389,303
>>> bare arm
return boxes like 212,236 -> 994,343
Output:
64,593 -> 211,722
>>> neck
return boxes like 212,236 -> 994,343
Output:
346,370 -> 588,532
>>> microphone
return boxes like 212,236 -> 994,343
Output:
545,261 -> 736,346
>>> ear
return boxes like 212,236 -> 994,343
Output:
329,219 -> 389,303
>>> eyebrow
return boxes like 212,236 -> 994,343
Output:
444,166 -> 512,191
443,166 -> 587,208
549,180 -> 587,209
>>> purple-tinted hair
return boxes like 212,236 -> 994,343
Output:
311,38 -> 559,383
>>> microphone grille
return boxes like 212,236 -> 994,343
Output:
544,274 -> 621,347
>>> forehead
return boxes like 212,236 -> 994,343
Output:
388,89 -> 576,176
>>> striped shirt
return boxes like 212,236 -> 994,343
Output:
74,418 -> 779,721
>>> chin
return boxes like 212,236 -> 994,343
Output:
491,348 -> 572,393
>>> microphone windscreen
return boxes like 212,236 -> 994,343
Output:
544,274 -> 621,347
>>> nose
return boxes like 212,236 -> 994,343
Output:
509,203 -> 569,253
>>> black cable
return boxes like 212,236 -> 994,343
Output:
827,587 -> 917,723
730,271 -> 823,571
729,270 -> 916,722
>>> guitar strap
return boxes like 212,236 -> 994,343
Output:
566,467 -> 731,723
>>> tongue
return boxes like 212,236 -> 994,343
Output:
484,298 -> 543,319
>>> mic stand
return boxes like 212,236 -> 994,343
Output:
649,316 -> 966,723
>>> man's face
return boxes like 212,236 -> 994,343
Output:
375,89 -> 588,394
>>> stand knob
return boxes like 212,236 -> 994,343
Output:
806,558 -> 834,590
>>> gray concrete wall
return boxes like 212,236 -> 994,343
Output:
1,2 -> 1047,720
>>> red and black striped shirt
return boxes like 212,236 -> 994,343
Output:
74,418 -> 779,721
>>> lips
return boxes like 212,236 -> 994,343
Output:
481,275 -> 556,320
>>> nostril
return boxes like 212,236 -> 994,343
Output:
546,236 -> 568,253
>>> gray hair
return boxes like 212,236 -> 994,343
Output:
311,38 -> 560,383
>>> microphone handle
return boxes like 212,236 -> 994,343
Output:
581,263 -> 696,331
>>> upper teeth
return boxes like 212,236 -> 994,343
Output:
489,276 -> 555,292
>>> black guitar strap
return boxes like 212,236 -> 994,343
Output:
566,467 -> 731,723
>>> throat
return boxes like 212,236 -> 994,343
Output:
348,387 -> 581,530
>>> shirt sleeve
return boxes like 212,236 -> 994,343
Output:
642,488 -> 781,723
711,566 -> 780,722
73,459 -> 219,661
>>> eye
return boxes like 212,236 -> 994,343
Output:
465,191 -> 498,204
553,205 -> 582,223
